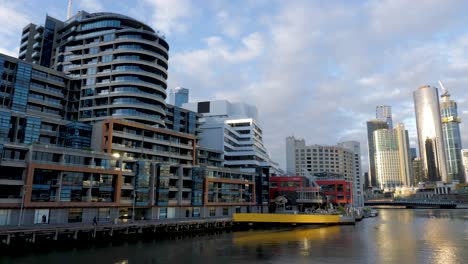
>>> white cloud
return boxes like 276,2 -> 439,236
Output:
0,2 -> 30,58
143,0 -> 195,35
78,0 -> 104,12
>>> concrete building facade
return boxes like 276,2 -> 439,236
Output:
284,137 -> 362,207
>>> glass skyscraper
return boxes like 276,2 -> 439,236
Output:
440,89 -> 464,183
170,87 -> 189,107
413,86 -> 448,182
376,105 -> 393,128
373,123 -> 412,190
366,119 -> 389,187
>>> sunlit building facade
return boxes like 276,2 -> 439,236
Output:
413,86 -> 448,182
366,119 -> 389,187
440,90 -> 464,183
373,123 -> 413,190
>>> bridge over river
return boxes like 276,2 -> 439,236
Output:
364,199 -> 458,209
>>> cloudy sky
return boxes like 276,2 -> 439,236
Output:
1,0 -> 468,170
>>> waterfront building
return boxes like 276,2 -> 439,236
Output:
337,141 -> 363,208
440,89 -> 464,183
196,147 -> 223,167
184,100 -> 273,209
366,119 -> 389,187
413,85 -> 448,182
461,150 -> 468,183
169,87 -> 189,107
19,11 -> 169,127
314,172 -> 353,205
373,123 -> 413,190
0,11 -> 265,226
284,137 -> 362,207
376,105 -> 393,128
269,174 -> 352,207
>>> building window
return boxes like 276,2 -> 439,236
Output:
222,208 -> 229,216
159,208 -> 167,219
209,207 -> 216,217
68,208 -> 83,223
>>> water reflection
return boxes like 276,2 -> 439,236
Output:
233,226 -> 341,245
1,209 -> 467,264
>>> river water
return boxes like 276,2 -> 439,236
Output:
1,209 -> 467,264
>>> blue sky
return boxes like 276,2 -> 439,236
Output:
2,0 -> 468,170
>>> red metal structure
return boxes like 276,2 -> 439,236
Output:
269,175 -> 352,205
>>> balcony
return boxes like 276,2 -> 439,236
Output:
33,42 -> 42,50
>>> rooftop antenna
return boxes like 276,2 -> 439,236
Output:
438,80 -> 449,97
67,0 -> 73,19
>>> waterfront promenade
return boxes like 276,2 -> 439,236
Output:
0,217 -> 232,246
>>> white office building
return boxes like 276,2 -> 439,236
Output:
183,100 -> 276,173
285,137 -> 363,207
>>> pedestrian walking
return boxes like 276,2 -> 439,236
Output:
93,216 -> 98,226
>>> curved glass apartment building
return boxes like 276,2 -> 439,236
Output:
413,86 -> 448,182
20,12 -> 169,127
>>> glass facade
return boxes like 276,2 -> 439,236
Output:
24,116 -> 41,144
0,111 -> 11,142
366,119 -> 388,187
440,92 -> 464,183
12,63 -> 32,112
65,122 -> 92,149
413,86 -> 448,182
135,161 -> 150,206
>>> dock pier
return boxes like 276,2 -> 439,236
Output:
0,218 -> 232,247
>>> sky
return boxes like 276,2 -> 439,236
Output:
1,0 -> 468,171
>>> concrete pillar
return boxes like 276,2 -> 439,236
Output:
178,166 -> 183,205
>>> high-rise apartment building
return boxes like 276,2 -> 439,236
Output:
460,150 -> 468,183
376,105 -> 393,128
170,87 -> 189,107
366,119 -> 388,187
0,11 -> 261,226
19,11 -> 169,127
285,137 -> 362,207
373,123 -> 413,190
413,85 -> 448,182
440,89 -> 464,183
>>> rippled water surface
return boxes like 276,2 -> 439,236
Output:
1,209 -> 467,264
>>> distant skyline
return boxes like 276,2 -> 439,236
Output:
2,0 -> 468,170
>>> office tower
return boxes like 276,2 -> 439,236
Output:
170,87 -> 189,107
284,137 -> 362,207
410,148 -> 417,160
286,136 -> 298,175
364,172 -> 370,189
412,158 -> 424,183
413,85 -> 448,182
460,150 -> 468,183
19,11 -> 169,127
373,123 -> 413,189
366,119 -> 389,187
440,88 -> 464,183
337,141 -> 363,208
376,105 -> 393,128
